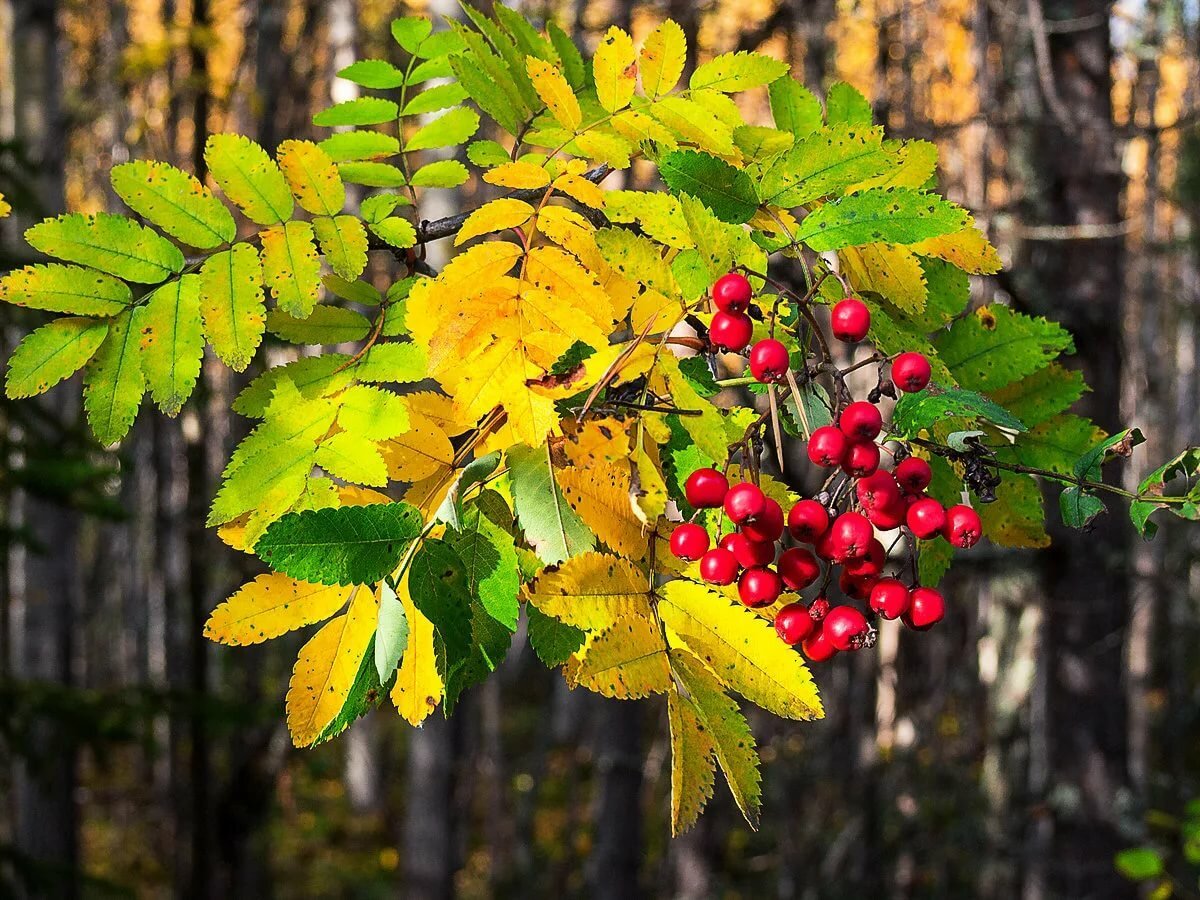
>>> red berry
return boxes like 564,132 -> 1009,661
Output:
839,569 -> 878,601
670,523 -> 709,561
855,471 -> 901,513
712,272 -> 752,312
903,586 -> 946,630
738,567 -> 783,608
801,629 -> 839,662
685,467 -> 729,509
906,498 -> 947,540
778,547 -> 821,590
742,497 -> 784,544
724,482 -> 766,524
808,597 -> 831,622
749,338 -> 790,383
788,499 -> 831,542
699,548 -> 739,585
830,297 -> 870,343
828,511 -> 874,561
807,426 -> 847,468
823,605 -> 871,651
870,578 -> 911,620
867,501 -> 905,530
844,538 -> 885,577
775,602 -> 816,645
839,401 -> 883,441
894,457 -> 932,493
720,532 -> 775,568
842,440 -> 880,478
944,504 -> 983,548
892,352 -> 932,393
710,310 -> 753,352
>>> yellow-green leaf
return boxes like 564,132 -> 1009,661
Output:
26,213 -> 184,284
139,274 -> 204,416
199,244 -> 266,371
313,214 -> 368,281
83,307 -> 146,445
261,221 -> 322,317
690,51 -> 789,92
640,19 -> 686,98
316,431 -> 389,487
111,160 -> 236,249
265,305 -> 371,345
277,139 -> 345,216
204,133 -> 294,225
5,316 -> 108,399
0,264 -> 131,316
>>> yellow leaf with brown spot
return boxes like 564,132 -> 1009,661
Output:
525,552 -> 650,631
454,198 -> 534,246
527,57 -> 582,132
381,411 -> 454,482
389,568 -> 444,726
483,161 -> 551,190
553,173 -> 606,209
558,457 -> 646,558
639,20 -> 687,98
839,243 -> 927,314
912,222 -> 1001,274
205,574 -> 354,646
569,614 -> 670,698
593,26 -> 637,113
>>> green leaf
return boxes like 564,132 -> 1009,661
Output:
935,305 -> 1075,393
733,125 -> 793,162
595,228 -> 676,293
548,20 -> 586,89
198,244 -> 266,372
353,342 -> 427,383
435,452 -> 501,529
449,33 -> 526,135
312,215 -> 368,281
917,533 -> 954,585
204,134 -> 294,225
318,131 -> 401,163
447,489 -> 520,630
769,79 -> 823,138
400,82 -> 469,116
1130,444 -> 1200,537
988,363 -> 1086,428
527,605 -> 585,666
892,385 -> 1026,437
404,107 -> 479,152
757,124 -> 890,207
1074,427 -> 1144,481
315,431 -> 388,487
337,162 -> 407,188
338,59 -> 406,89
325,274 -> 383,305
335,385 -> 410,441
375,580 -> 409,682
507,443 -> 595,565
825,81 -> 873,126
1060,486 -> 1106,529
313,97 -> 399,127
83,307 -> 146,445
795,187 -> 969,251
368,216 -> 417,249
26,212 -> 184,284
409,160 -> 469,189
1115,848 -> 1165,881
110,160 -> 236,249
659,150 -> 758,225
276,140 -> 345,216
0,264 -> 131,316
690,51 -> 788,92
407,538 -> 473,689
255,503 -> 424,586
5,316 -> 108,399
266,305 -> 371,345
466,140 -> 510,168
140,275 -> 204,416
261,221 -> 322,318
1003,413 -> 1103,475
232,354 -> 353,418
391,16 -> 432,54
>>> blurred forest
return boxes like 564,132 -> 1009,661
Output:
1,0 -> 1199,897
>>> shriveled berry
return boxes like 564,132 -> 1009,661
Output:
788,499 -> 831,542
808,597 -> 831,622
807,425 -> 847,468
944,504 -> 983,548
670,523 -> 709,561
778,547 -> 821,591
749,338 -> 790,383
894,457 -> 933,493
823,605 -> 871,651
710,310 -> 753,352
906,498 -> 947,540
842,440 -> 881,478
840,401 -> 883,441
827,511 -> 874,561
724,482 -> 766,524
685,467 -> 729,509
903,586 -> 946,630
801,628 -> 839,662
720,532 -> 775,568
774,602 -> 816,645
738,567 -> 783,608
712,272 -> 752,312
869,578 -> 910,620
830,297 -> 870,343
855,471 -> 901,513
892,352 -> 932,393
699,548 -> 740,585
742,497 -> 784,544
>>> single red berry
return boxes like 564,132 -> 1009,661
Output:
670,523 -> 709,561
807,425 -> 848,468
903,586 -> 946,630
712,272 -> 753,312
842,440 -> 881,478
839,569 -> 878,601
743,497 -> 784,544
844,538 -> 885,577
724,482 -> 766,524
808,597 -> 831,622
738,567 -> 783,609
830,297 -> 871,343
823,605 -> 871,651
828,511 -> 874,561
720,532 -> 775,568
699,548 -> 739,586
774,602 -> 816,645
839,401 -> 883,441
749,338 -> 790,383
867,501 -> 905,530
778,547 -> 821,591
906,498 -> 947,540
944,504 -> 983,548
894,457 -> 932,493
892,352 -> 932,393
855,471 -> 901,513
801,628 -> 839,662
788,499 -> 831,542
870,578 -> 911,620
685,467 -> 729,509
710,310 -> 753,353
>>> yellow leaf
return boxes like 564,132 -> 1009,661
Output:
536,205 -> 603,267
524,246 -> 615,325
285,585 -> 377,747
525,552 -> 650,631
526,56 -> 582,132
401,391 -> 473,437
849,139 -> 938,193
612,110 -> 679,147
454,198 -> 535,246
912,222 -> 1002,274
568,614 -> 670,698
574,131 -> 633,169
649,96 -> 736,157
552,173 -> 606,209
0,192 -> 10,218
564,416 -> 633,467
558,455 -> 647,558
389,569 -> 444,726
404,464 -> 456,518
405,241 -> 522,350
631,289 -> 685,334
338,484 -> 393,506
839,243 -> 928,314
658,579 -> 823,720
668,669 -> 717,834
593,26 -> 637,113
205,574 -> 354,646
484,161 -> 551,190
381,411 -> 454,482
651,355 -> 728,463
276,139 -> 344,216
640,19 -> 687,98
632,436 -> 668,524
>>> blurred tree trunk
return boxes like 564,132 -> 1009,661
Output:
589,698 -> 644,900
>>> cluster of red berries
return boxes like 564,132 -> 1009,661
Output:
666,272 -> 986,664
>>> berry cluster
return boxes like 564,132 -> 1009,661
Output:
668,273 -> 986,664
